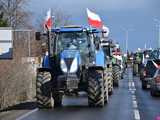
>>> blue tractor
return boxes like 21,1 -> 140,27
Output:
35,26 -> 108,108
91,28 -> 114,95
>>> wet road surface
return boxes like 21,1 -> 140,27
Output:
16,68 -> 134,120
1,67 -> 160,120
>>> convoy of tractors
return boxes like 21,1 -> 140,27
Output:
35,26 -> 125,108
35,25 -> 160,109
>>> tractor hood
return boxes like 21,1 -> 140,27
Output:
60,50 -> 81,73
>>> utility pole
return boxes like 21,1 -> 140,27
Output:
154,19 -> 160,48
122,28 -> 134,54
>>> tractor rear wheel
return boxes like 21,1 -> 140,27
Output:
36,71 -> 53,109
88,70 -> 104,107
108,74 -> 113,96
104,76 -> 109,104
112,65 -> 120,87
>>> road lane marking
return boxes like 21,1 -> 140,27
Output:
134,109 -> 140,120
129,82 -> 132,90
127,68 -> 141,120
131,90 -> 135,94
129,82 -> 131,88
16,108 -> 38,120
132,82 -> 135,87
133,100 -> 138,108
132,95 -> 136,100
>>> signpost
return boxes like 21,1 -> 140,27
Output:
0,27 -> 13,59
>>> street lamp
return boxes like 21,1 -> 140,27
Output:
154,18 -> 160,48
122,27 -> 134,54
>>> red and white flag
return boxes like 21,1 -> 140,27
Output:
86,8 -> 103,29
44,9 -> 52,30
152,61 -> 160,69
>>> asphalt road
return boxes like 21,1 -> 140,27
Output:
133,76 -> 160,120
1,67 -> 160,120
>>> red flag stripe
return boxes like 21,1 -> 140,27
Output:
87,8 -> 103,29
45,17 -> 52,29
88,17 -> 103,28
44,9 -> 52,30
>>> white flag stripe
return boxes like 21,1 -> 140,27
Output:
45,9 -> 51,21
152,61 -> 159,68
86,8 -> 101,22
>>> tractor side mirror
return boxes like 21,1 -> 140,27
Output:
35,32 -> 41,41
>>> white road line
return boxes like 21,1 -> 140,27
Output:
133,100 -> 138,108
16,108 -> 38,120
132,95 -> 136,100
134,109 -> 140,120
129,82 -> 131,87
131,90 -> 135,94
128,69 -> 140,120
132,88 -> 136,91
132,94 -> 136,98
132,82 -> 135,87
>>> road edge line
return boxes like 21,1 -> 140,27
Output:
16,108 -> 38,120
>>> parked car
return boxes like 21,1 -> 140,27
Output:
141,59 -> 160,89
150,69 -> 160,96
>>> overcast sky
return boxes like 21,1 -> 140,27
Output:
28,0 -> 160,52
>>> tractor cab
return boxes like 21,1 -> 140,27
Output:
50,26 -> 97,73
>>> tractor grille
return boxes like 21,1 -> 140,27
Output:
64,58 -> 74,70
66,75 -> 79,89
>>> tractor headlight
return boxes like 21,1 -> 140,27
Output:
70,58 -> 78,73
60,59 -> 67,73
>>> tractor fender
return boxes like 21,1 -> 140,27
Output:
42,54 -> 50,68
112,64 -> 121,70
88,66 -> 104,71
95,48 -> 105,68
37,68 -> 52,73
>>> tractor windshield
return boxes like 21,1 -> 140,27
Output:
57,32 -> 89,53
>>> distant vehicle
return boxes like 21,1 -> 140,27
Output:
150,69 -> 160,96
140,49 -> 160,81
133,52 -> 142,76
112,47 -> 123,87
141,59 -> 160,89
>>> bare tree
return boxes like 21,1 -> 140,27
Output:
0,0 -> 31,28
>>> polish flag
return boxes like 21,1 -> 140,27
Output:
86,8 -> 103,29
152,61 -> 160,69
44,9 -> 52,30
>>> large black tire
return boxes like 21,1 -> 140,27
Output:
36,71 -> 53,108
88,70 -> 104,107
107,72 -> 113,96
104,77 -> 109,104
53,92 -> 63,107
112,65 -> 120,87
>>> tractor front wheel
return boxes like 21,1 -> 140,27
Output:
88,70 -> 104,107
36,71 -> 53,109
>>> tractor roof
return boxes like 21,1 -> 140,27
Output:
51,25 -> 88,33
51,25 -> 103,33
